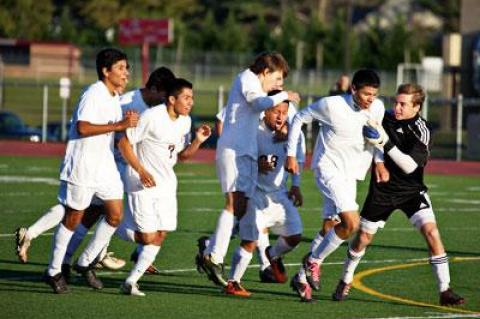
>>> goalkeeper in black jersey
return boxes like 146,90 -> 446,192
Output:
331,83 -> 465,307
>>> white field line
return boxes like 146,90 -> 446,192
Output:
0,255 -> 434,278
448,199 -> 480,205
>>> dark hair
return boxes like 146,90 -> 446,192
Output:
96,48 -> 128,80
146,67 -> 175,91
167,78 -> 193,100
249,52 -> 289,78
351,69 -> 380,90
268,89 -> 289,105
397,83 -> 426,109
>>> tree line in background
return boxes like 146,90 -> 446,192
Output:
0,0 -> 459,71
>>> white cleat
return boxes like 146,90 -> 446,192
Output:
95,252 -> 126,270
15,227 -> 31,263
120,282 -> 146,297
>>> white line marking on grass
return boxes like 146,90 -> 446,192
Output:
178,191 -> 220,196
435,207 -> 479,212
466,186 -> 480,192
178,179 -> 218,184
448,199 -> 480,205
0,175 -> 59,186
0,191 -> 51,197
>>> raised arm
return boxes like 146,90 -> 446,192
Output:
178,124 -> 212,162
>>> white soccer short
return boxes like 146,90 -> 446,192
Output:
57,181 -> 123,211
126,191 -> 177,233
216,150 -> 258,198
314,167 -> 358,218
239,190 -> 303,241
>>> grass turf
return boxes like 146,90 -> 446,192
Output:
0,156 -> 478,318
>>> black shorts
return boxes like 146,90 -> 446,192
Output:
360,191 -> 431,223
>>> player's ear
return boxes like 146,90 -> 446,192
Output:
168,95 -> 175,105
102,67 -> 109,79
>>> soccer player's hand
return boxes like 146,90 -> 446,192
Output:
288,185 -> 303,207
363,120 -> 388,148
195,124 -> 212,144
138,168 -> 156,188
258,156 -> 275,174
123,110 -> 139,128
374,162 -> 390,183
287,91 -> 301,104
285,156 -> 299,174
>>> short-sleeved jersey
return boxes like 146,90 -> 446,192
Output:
287,94 -> 385,181
124,104 -> 191,196
217,68 -> 289,159
368,110 -> 430,205
257,121 -> 305,193
59,80 -> 122,187
114,89 -> 149,166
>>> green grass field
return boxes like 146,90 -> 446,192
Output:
0,156 -> 479,318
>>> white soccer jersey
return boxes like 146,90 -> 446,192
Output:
59,80 -> 122,187
124,104 -> 191,196
257,121 -> 305,193
114,89 -> 149,167
216,68 -> 289,159
287,94 -> 384,181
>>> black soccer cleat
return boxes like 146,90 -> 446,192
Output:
440,288 -> 465,306
73,264 -> 103,290
44,271 -> 70,294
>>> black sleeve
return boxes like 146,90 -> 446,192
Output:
407,120 -> 430,167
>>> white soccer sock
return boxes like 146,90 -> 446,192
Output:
269,237 -> 294,259
309,232 -> 324,253
115,223 -> 136,243
341,246 -> 365,284
27,204 -> 65,240
126,244 -> 160,284
429,254 -> 450,292
98,244 -> 108,261
47,223 -> 74,276
311,228 -> 344,263
256,231 -> 270,271
63,223 -> 88,265
229,246 -> 253,283
77,218 -> 116,267
206,209 -> 234,264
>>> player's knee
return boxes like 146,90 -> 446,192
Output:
341,217 -> 359,235
358,231 -> 373,246
285,234 -> 302,247
155,231 -> 167,245
241,240 -> 256,252
63,211 -> 83,230
135,232 -> 156,245
105,212 -> 123,227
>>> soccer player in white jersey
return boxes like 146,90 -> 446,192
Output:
224,94 -> 305,297
200,52 -> 301,286
15,67 -> 175,275
286,69 -> 385,302
331,84 -> 464,306
44,48 -> 139,294
117,78 -> 212,296
198,102 -> 301,283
